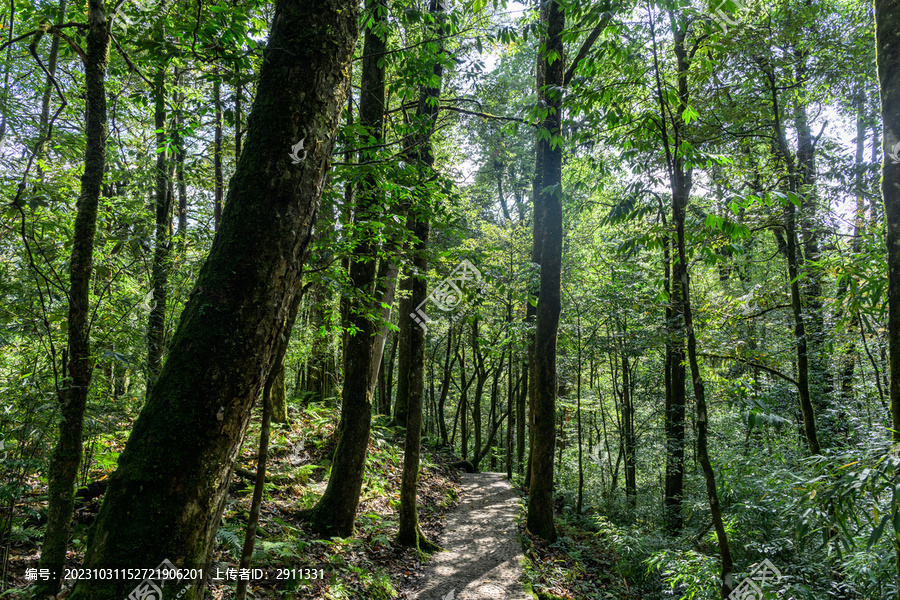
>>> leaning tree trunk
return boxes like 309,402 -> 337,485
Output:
875,0 -> 900,587
67,1 -> 357,598
527,0 -> 563,543
34,1 -> 109,597
303,0 -> 386,538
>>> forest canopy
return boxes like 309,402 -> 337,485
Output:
1,0 -> 899,598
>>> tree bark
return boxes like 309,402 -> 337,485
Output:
147,55 -> 172,387
396,0 -> 444,551
304,0 -> 387,538
68,1 -> 356,597
763,64 -> 822,456
875,0 -> 900,588
213,73 -> 224,229
664,228 -> 685,535
36,0 -> 66,174
34,1 -> 109,596
527,0 -> 563,543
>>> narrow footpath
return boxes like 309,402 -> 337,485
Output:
410,472 -> 530,600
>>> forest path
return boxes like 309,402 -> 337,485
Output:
409,471 -> 530,600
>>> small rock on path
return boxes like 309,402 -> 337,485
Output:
410,472 -> 529,600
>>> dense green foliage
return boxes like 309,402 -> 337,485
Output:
0,0 -> 896,597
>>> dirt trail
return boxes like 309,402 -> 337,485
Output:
409,472 -> 530,600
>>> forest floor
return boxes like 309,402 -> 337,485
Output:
409,472 -> 529,600
3,402 -> 635,599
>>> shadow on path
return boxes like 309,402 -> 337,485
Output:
410,472 -> 529,600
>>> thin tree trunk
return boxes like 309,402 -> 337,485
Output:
68,1 -> 356,596
234,368 -> 274,600
437,327 -> 455,445
764,66 -> 821,455
148,56 -> 172,387
270,361 -> 289,424
576,310 -> 583,514
36,0 -> 66,174
304,0 -> 387,537
664,228 -> 685,535
396,0 -> 444,550
234,292 -> 298,600
34,1 -> 109,596
175,71 -> 188,242
213,73 -> 223,229
622,351 -> 635,505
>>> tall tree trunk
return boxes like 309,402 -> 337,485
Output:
622,351 -> 636,506
270,361 -> 289,424
764,65 -> 822,456
664,228 -> 685,535
517,351 -> 527,474
67,1 -> 357,597
396,211 -> 438,551
651,7 -> 732,593
36,0 -> 66,174
386,328 -> 398,416
147,57 -> 172,387
175,71 -> 188,242
393,272 -> 413,427
397,0 -> 444,550
213,73 -> 223,230
437,327 -> 455,445
527,0 -> 563,543
524,0 -> 546,492
234,292 -> 298,600
875,0 -> 900,587
304,0 -> 386,538
576,311 -> 583,514
793,53 -> 831,415
34,1 -> 110,597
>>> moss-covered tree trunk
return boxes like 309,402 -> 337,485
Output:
526,0 -> 563,543
67,1 -> 357,597
875,0 -> 900,587
34,2 -> 109,597
304,0 -> 386,538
